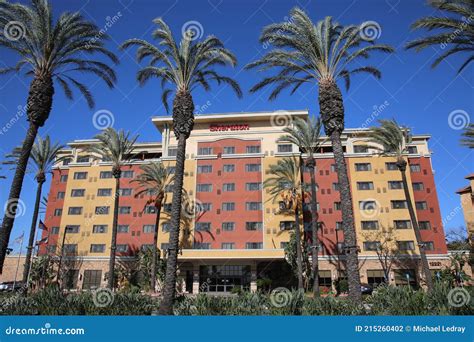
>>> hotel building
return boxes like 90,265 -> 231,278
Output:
456,174 -> 474,242
38,110 -> 449,292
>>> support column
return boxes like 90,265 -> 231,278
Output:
192,264 -> 200,294
250,262 -> 257,292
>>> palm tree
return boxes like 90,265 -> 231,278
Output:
366,119 -> 434,291
246,7 -> 394,301
132,162 -> 173,292
3,136 -> 65,293
406,0 -> 474,74
461,124 -> 474,148
279,117 -> 324,296
0,0 -> 118,272
264,157 -> 306,290
122,18 -> 242,314
87,128 -> 137,289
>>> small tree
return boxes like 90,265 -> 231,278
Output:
284,232 -> 312,290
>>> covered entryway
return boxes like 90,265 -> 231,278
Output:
199,265 -> 251,293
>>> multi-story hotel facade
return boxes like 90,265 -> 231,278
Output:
38,110 -> 450,292
457,174 -> 474,242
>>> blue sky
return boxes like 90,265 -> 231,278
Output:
0,0 -> 473,253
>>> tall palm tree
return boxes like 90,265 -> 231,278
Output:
366,119 -> 434,291
246,7 -> 394,301
3,136 -> 65,293
0,0 -> 118,272
264,157 -> 306,290
406,0 -> 474,74
279,117 -> 324,296
87,128 -> 137,289
122,18 -> 242,314
461,124 -> 474,148
132,162 -> 173,292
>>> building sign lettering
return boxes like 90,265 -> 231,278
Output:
209,124 -> 249,132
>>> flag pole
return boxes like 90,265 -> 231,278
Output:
13,232 -> 24,290
26,227 -> 39,290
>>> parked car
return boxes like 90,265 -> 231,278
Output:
360,283 -> 373,295
0,281 -> 25,292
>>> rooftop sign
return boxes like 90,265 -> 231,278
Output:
209,124 -> 249,132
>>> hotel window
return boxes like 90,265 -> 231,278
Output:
367,270 -> 386,287
388,181 -> 403,189
355,163 -> 371,171
64,244 -> 78,254
160,243 -> 170,250
222,222 -> 235,231
280,221 -> 295,231
198,147 -> 213,155
385,162 -> 398,171
141,244 -> 154,252
332,183 -> 340,191
68,207 -> 82,215
424,241 -> 434,251
410,164 -> 421,172
412,182 -> 424,191
145,205 -> 157,214
361,221 -> 379,230
90,244 -> 105,253
100,171 -> 113,179
122,170 -> 134,178
245,163 -> 261,172
167,166 -> 176,174
118,206 -> 131,214
62,158 -> 71,166
222,183 -> 235,192
246,145 -> 261,154
394,220 -> 412,229
223,164 -> 235,172
222,202 -> 235,211
54,209 -> 62,216
95,206 -> 110,215
397,240 -> 415,251
246,182 -> 262,191
277,144 -> 292,153
353,145 -> 368,153
357,181 -> 374,190
101,156 -> 112,162
197,184 -> 212,192
391,200 -> 408,209
117,225 -> 129,233
162,223 -> 171,232
168,147 -> 177,157
97,188 -> 112,197
197,165 -> 212,174
280,242 -> 289,249
221,243 -> 235,249
394,269 -> 417,287
82,270 -> 101,290
73,171 -> 87,180
193,242 -> 211,250
116,244 -> 129,253
246,202 -> 262,211
70,189 -> 85,197
223,146 -> 235,154
46,245 -> 57,253
334,202 -> 342,210
336,222 -> 343,230
246,222 -> 263,231
407,146 -> 418,154
163,204 -> 172,213
119,188 -> 133,196
330,164 -> 337,172
419,221 -> 431,230
196,222 -> 211,231
76,156 -> 90,163
318,271 -> 332,287
200,203 -> 212,212
246,242 -> 263,249
165,184 -> 174,193
51,226 -> 60,235
363,241 -> 380,251
415,201 -> 428,210
143,225 -> 154,233
60,174 -> 68,182
65,225 -> 80,233
92,225 -> 107,234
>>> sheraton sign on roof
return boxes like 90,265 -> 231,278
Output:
209,124 -> 249,132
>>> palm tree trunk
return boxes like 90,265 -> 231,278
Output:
319,80 -> 361,301
107,176 -> 121,289
294,205 -> 304,290
307,162 -> 320,297
0,123 -> 39,273
151,204 -> 162,292
22,179 -> 44,292
159,134 -> 187,314
398,160 -> 434,291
